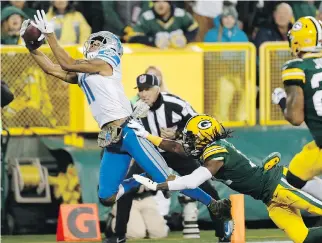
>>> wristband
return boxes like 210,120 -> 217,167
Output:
146,133 -> 163,146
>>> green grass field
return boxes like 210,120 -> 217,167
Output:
1,229 -> 290,243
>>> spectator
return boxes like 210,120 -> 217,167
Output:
204,5 -> 248,42
192,0 -> 237,41
107,163 -> 168,241
101,1 -> 151,42
289,0 -> 318,20
104,74 -> 229,243
46,0 -> 91,45
1,6 -> 28,45
253,3 -> 293,50
128,0 -> 198,49
7,0 -> 36,19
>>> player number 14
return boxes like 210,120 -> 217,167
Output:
311,72 -> 322,116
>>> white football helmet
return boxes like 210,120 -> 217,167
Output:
83,31 -> 123,59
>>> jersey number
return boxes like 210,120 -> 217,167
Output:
311,73 -> 322,116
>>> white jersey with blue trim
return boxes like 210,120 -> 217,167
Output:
77,49 -> 132,128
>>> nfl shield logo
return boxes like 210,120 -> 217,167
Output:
139,75 -> 146,83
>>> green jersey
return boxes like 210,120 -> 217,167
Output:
201,140 -> 283,204
133,8 -> 198,36
282,54 -> 322,147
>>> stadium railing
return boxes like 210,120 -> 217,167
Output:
259,41 -> 291,125
1,43 -> 257,137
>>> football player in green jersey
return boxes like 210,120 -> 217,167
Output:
272,16 -> 322,202
128,115 -> 322,243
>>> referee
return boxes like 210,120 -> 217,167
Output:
104,74 -> 229,243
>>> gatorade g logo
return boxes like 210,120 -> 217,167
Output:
56,204 -> 101,241
197,120 -> 212,130
67,207 -> 97,238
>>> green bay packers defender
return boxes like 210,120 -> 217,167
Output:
272,16 -> 322,201
128,115 -> 322,243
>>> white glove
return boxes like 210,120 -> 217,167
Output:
272,87 -> 287,105
128,120 -> 149,138
155,32 -> 170,49
133,174 -> 158,191
170,29 -> 187,48
31,9 -> 55,41
20,19 -> 30,37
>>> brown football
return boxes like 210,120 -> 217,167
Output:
22,23 -> 44,50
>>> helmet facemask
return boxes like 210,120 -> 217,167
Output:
83,31 -> 123,59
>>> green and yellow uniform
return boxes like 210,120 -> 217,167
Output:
281,53 -> 322,181
201,139 -> 283,204
201,139 -> 322,243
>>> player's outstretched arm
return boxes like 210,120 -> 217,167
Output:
128,120 -> 187,157
29,49 -> 77,84
32,10 -> 112,75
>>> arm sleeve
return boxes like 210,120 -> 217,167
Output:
282,60 -> 305,87
168,166 -> 212,191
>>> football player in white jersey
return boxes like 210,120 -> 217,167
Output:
19,11 -> 232,230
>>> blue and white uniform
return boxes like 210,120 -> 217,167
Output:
80,32 -> 213,206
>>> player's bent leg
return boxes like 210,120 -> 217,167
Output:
303,227 -> 322,243
288,141 -> 322,184
122,126 -> 170,182
278,178 -> 322,216
98,149 -> 132,206
122,127 -> 213,206
267,201 -> 308,243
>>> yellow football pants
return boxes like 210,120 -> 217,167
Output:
289,141 -> 322,181
267,169 -> 322,243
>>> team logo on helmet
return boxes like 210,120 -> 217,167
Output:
197,120 -> 212,130
139,75 -> 146,83
292,21 -> 303,31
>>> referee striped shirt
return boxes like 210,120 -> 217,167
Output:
140,92 -> 197,144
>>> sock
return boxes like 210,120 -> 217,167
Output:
301,177 -> 322,201
303,227 -> 322,243
116,172 -> 146,200
181,188 -> 212,206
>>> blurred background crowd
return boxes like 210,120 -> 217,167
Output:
1,0 -> 321,47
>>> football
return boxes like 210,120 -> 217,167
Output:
22,23 -> 45,50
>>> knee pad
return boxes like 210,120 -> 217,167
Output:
99,194 -> 117,207
286,171 -> 307,189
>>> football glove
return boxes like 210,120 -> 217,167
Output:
208,198 -> 232,221
133,174 -> 158,191
272,87 -> 287,105
32,9 -> 55,40
169,29 -> 187,48
128,120 -> 149,138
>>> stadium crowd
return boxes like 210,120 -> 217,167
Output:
1,0 -> 321,47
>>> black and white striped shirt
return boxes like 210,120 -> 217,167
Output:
140,92 -> 197,142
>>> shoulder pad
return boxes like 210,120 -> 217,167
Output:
202,143 -> 228,161
142,10 -> 155,20
282,58 -> 303,70
174,8 -> 185,17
